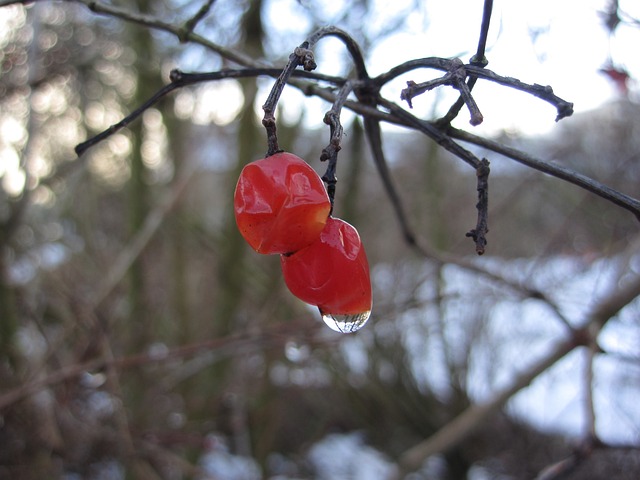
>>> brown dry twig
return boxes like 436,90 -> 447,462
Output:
466,158 -> 491,254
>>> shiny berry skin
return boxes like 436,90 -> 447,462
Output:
234,152 -> 331,254
280,217 -> 372,318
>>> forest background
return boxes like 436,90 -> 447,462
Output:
1,0 -> 640,479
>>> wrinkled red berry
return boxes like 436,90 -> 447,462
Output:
281,217 -> 372,317
234,152 -> 331,254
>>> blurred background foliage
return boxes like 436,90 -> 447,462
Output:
0,1 -> 639,479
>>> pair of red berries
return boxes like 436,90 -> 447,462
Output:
233,152 -> 372,333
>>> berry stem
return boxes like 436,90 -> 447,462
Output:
261,42 -> 317,157
321,81 -> 355,209
261,26 -> 368,159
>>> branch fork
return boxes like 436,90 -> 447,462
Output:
401,58 -> 484,126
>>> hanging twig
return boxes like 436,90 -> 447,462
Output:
321,81 -> 355,208
466,158 -> 491,254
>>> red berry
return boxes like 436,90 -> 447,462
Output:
234,152 -> 331,254
281,217 -> 372,333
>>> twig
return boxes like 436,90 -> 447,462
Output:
375,58 -> 573,123
438,0 -> 493,125
401,58 -> 484,126
261,44 -> 318,156
473,0 -> 494,65
391,336 -> 577,479
321,81 -> 355,208
74,0 -> 259,67
305,26 -> 369,81
180,0 -> 216,40
448,127 -> 640,221
379,98 -> 482,169
261,26 -> 368,157
465,65 -> 574,121
75,67 -> 345,157
362,117 -> 417,247
393,268 -> 640,478
466,158 -> 490,254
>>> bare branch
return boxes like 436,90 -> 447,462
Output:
466,158 -> 490,254
180,0 -> 216,38
401,58 -> 484,125
465,64 -> 574,121
377,58 -> 573,123
306,26 -> 369,80
394,266 -> 640,478
437,0 -> 493,125
72,0 -> 260,67
392,336 -> 577,479
379,98 -> 482,169
261,44 -> 318,156
321,81 -> 355,208
75,67 -> 345,157
448,127 -> 640,221
363,117 -> 418,247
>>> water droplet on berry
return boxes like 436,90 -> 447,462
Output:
321,310 -> 371,333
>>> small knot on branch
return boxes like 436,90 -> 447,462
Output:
555,101 -> 574,122
400,80 -> 418,108
169,69 -> 183,82
294,46 -> 317,71
469,54 -> 489,68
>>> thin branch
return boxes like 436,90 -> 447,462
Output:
73,0 -> 260,67
373,57 -> 455,86
321,81 -> 355,208
584,342 -> 598,440
391,336 -> 577,479
180,0 -> 216,39
473,0 -> 494,65
465,64 -> 574,121
379,98 -> 482,169
75,67 -> 345,157
305,26 -> 369,81
261,26 -> 368,157
401,58 -> 484,126
261,43 -> 318,156
465,158 -> 490,254
448,127 -> 640,221
376,58 -> 573,123
438,0 -> 493,125
362,117 -> 417,247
